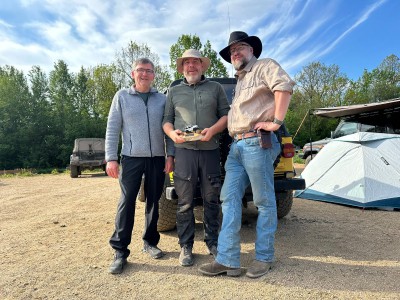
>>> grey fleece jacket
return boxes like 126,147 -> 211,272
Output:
105,86 -> 174,162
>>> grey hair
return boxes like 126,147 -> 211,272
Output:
132,58 -> 155,70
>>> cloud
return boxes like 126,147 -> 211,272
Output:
0,0 -> 391,80
0,19 -> 14,29
317,0 -> 387,57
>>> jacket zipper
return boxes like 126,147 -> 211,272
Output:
146,96 -> 152,157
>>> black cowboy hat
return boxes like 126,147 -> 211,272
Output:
219,31 -> 262,63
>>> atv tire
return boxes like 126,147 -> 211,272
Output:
70,165 -> 79,178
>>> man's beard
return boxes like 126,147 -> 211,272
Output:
185,72 -> 201,84
232,56 -> 250,71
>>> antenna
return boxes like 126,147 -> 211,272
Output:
227,0 -> 231,33
226,0 -> 234,76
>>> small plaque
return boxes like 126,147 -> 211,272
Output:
181,131 -> 203,142
181,125 -> 202,142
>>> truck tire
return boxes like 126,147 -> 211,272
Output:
276,191 -> 293,219
70,165 -> 79,178
157,188 -> 177,232
194,206 -> 204,222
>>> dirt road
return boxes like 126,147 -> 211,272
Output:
0,173 -> 399,299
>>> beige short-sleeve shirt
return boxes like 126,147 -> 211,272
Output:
228,56 -> 295,136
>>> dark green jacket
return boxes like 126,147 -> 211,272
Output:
163,77 -> 230,150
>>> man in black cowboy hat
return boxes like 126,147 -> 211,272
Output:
199,31 -> 295,278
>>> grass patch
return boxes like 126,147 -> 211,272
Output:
0,168 -> 36,177
294,155 -> 305,164
0,168 -> 69,178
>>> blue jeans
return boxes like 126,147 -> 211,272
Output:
216,134 -> 281,268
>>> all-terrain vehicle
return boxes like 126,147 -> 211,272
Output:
139,78 -> 305,231
69,138 -> 107,178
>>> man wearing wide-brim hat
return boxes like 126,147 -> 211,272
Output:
199,31 -> 295,278
163,49 -> 230,267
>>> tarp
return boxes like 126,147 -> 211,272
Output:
313,98 -> 400,119
295,132 -> 400,209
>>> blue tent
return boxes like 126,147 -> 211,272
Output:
295,132 -> 400,209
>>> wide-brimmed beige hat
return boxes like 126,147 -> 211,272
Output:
176,49 -> 211,74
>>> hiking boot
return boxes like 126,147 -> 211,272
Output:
245,260 -> 274,278
179,245 -> 194,266
198,261 -> 241,277
143,244 -> 164,259
207,244 -> 217,258
108,257 -> 127,274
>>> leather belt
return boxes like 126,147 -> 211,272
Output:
233,131 -> 257,141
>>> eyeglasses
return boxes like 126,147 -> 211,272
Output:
135,68 -> 154,74
229,43 -> 250,56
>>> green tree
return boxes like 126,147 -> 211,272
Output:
73,67 -> 104,138
169,34 -> 202,80
24,66 -> 55,168
169,34 -> 228,80
345,54 -> 400,104
202,40 -> 228,78
370,54 -> 400,101
114,41 -> 171,92
288,62 -> 348,147
0,66 -> 31,169
48,60 -> 76,167
75,67 -> 91,117
86,64 -> 119,124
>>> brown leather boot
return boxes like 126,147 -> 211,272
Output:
198,261 -> 241,277
245,260 -> 274,278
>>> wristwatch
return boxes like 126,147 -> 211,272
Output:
273,117 -> 284,126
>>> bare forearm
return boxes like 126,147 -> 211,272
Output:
274,91 -> 291,121
254,91 -> 291,132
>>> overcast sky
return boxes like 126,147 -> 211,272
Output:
0,0 -> 399,80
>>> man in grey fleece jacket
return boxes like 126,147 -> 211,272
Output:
106,58 -> 174,274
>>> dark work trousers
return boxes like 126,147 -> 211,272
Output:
109,155 -> 165,258
173,148 -> 221,249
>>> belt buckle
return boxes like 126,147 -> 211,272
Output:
233,132 -> 246,141
247,130 -> 256,139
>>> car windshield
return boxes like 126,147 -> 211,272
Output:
333,122 -> 358,138
333,120 -> 399,138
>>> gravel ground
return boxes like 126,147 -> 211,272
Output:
0,172 -> 399,300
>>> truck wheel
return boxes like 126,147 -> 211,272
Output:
276,191 -> 293,219
157,188 -> 177,232
70,165 -> 79,178
305,155 -> 313,166
137,177 -> 145,203
194,206 -> 204,222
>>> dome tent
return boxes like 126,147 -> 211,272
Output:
295,132 -> 400,209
